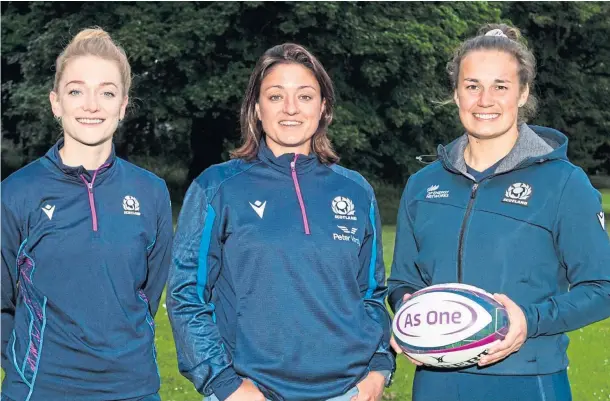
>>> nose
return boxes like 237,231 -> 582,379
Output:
477,88 -> 494,108
282,95 -> 299,115
83,91 -> 100,112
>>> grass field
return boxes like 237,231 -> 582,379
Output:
155,190 -> 610,401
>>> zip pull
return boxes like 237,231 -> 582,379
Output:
290,155 -> 311,235
471,183 -> 479,198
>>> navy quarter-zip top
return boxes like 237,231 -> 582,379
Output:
167,140 -> 395,401
1,139 -> 173,401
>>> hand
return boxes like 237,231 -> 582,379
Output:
478,293 -> 528,367
390,293 -> 423,366
350,371 -> 386,401
225,379 -> 266,401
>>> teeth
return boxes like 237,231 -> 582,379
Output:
474,113 -> 499,120
77,118 -> 104,124
279,121 -> 302,126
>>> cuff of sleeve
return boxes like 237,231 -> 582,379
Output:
209,368 -> 243,401
388,285 -> 418,313
369,352 -> 395,374
518,303 -> 538,338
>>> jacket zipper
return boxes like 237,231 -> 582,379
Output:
457,182 -> 479,282
79,164 -> 108,232
290,155 -> 311,235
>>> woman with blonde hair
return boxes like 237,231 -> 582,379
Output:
1,28 -> 172,401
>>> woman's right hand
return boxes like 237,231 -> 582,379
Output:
225,379 -> 266,401
390,293 -> 423,366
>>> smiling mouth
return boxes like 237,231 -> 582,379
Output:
76,118 -> 105,125
473,113 -> 500,121
279,121 -> 303,126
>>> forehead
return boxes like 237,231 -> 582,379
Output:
460,50 -> 519,81
61,55 -> 122,86
261,63 -> 320,89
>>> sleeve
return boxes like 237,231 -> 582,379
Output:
520,168 -> 610,338
1,197 -> 22,371
142,183 -> 173,317
387,179 -> 428,313
166,180 -> 242,400
358,194 -> 396,379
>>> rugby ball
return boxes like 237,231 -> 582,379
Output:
392,283 -> 509,368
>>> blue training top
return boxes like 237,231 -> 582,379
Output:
1,139 -> 173,401
167,140 -> 395,401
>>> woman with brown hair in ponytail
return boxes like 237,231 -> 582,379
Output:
1,28 -> 172,401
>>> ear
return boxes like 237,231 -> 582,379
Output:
518,84 -> 530,107
119,95 -> 129,120
255,102 -> 261,121
49,91 -> 62,118
453,90 -> 460,108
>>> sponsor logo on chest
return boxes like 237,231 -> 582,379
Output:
426,185 -> 450,199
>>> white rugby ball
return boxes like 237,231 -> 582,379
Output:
392,283 -> 509,368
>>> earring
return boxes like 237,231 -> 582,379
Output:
518,103 -> 524,108
54,116 -> 62,123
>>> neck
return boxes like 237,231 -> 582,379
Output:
464,126 -> 519,171
265,137 -> 311,158
59,136 -> 113,171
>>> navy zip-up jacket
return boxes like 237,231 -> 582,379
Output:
388,125 -> 610,375
167,140 -> 395,401
1,139 -> 173,401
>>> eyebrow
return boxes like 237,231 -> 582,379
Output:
464,78 -> 512,84
64,80 -> 119,88
263,85 -> 317,91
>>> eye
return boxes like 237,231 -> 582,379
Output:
269,94 -> 282,101
496,85 -> 508,91
299,94 -> 313,101
68,89 -> 82,96
466,85 -> 479,91
102,91 -> 116,98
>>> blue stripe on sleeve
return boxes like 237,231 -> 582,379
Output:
197,204 -> 216,303
365,201 -> 378,299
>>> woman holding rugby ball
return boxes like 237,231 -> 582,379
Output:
167,43 -> 394,401
388,23 -> 610,401
1,28 -> 172,401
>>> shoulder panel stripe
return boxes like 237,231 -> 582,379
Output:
197,204 -> 216,303
365,201 -> 378,299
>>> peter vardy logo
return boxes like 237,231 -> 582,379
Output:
503,183 -> 532,206
333,226 -> 360,246
332,196 -> 357,221
337,225 -> 358,234
42,204 -> 55,220
426,185 -> 449,199
249,200 -> 266,219
123,195 -> 141,216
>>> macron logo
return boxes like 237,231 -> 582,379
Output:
42,204 -> 55,220
249,200 -> 266,219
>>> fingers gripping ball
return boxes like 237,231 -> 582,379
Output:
392,283 -> 509,368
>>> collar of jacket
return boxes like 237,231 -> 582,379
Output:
437,123 -> 569,176
256,137 -> 320,175
43,138 -> 117,185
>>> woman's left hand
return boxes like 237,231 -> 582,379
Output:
478,293 -> 528,367
350,371 -> 385,401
